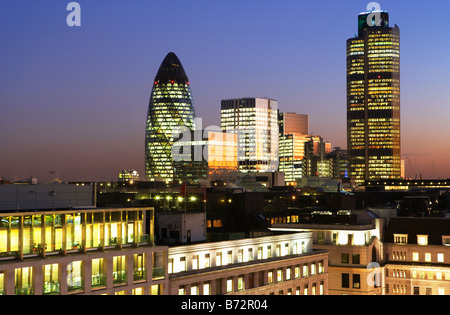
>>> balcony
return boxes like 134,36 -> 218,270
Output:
152,266 -> 165,280
43,281 -> 61,295
113,271 -> 127,285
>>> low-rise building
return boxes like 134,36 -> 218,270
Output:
168,232 -> 328,295
270,210 -> 385,295
384,217 -> 450,295
0,207 -> 169,295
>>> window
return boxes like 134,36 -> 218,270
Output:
238,276 -> 245,291
438,288 -> 445,296
112,256 -> 127,285
227,251 -> 233,264
192,255 -> 199,270
179,286 -> 185,295
413,286 -> 420,295
417,235 -> 428,246
412,252 -> 419,261
353,274 -> 361,289
438,253 -> 444,263
318,232 -> 324,245
191,285 -> 198,295
203,283 -> 210,295
352,254 -> 360,264
92,258 -> 106,288
248,248 -> 253,261
133,254 -> 145,282
204,254 -> 211,268
425,253 -> 431,262
311,263 -> 316,276
295,266 -> 300,278
426,287 -> 432,295
394,234 -> 408,244
43,264 -> 59,295
303,265 -> 309,277
216,253 -> 222,267
341,253 -> 349,264
0,272 -> 4,295
268,271 -> 274,284
257,247 -> 263,260
277,270 -> 283,282
342,273 -> 350,288
443,236 -> 450,246
226,279 -> 233,293
179,257 -> 187,272
238,250 -> 243,263
67,261 -> 83,292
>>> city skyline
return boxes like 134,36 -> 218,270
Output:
1,0 -> 450,182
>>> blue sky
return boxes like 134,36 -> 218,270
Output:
1,0 -> 449,181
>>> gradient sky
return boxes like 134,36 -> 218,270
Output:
1,0 -> 450,182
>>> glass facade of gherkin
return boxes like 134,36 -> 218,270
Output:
145,52 -> 196,182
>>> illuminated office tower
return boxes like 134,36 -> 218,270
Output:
347,9 -> 400,185
145,52 -> 196,182
221,98 -> 279,173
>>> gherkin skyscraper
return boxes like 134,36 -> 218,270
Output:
145,52 -> 196,182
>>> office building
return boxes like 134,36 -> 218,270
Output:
279,112 -> 309,136
0,207 -> 169,295
221,98 -> 279,173
118,169 -> 140,183
168,232 -> 328,295
172,130 -> 238,184
347,9 -> 401,185
279,134 -> 308,185
145,52 -> 196,182
278,113 -> 309,186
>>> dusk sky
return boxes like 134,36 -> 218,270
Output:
1,0 -> 450,182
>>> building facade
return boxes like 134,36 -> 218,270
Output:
278,112 -> 309,136
270,210 -> 385,295
347,9 -> 401,184
145,52 -> 196,182
384,218 -> 450,295
168,232 -> 328,295
221,98 -> 279,173
0,207 -> 169,295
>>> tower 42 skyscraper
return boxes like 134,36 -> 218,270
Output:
347,9 -> 401,185
145,52 -> 196,182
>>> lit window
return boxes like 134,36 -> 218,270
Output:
417,235 -> 428,246
438,253 -> 444,263
394,234 -> 408,245
238,276 -> 244,291
277,270 -> 283,282
412,252 -> 419,261
425,253 -> 432,262
226,279 -> 233,293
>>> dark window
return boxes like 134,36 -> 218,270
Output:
353,274 -> 361,289
341,254 -> 349,264
352,254 -> 360,264
342,273 -> 350,288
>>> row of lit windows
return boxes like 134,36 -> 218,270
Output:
178,265 -> 325,296
0,253 -> 164,295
